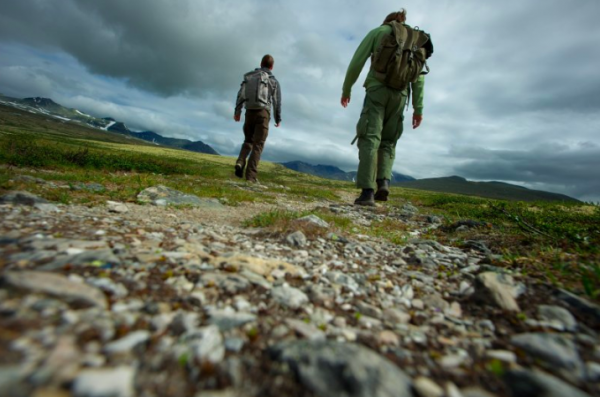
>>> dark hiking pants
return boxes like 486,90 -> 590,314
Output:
236,109 -> 270,181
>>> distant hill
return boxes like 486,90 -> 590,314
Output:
0,95 -> 219,156
281,161 -> 351,181
280,161 -> 415,183
395,176 -> 580,202
0,102 -> 159,147
105,123 -> 219,155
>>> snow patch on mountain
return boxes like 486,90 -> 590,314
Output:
103,121 -> 116,130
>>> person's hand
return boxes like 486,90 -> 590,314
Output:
341,96 -> 350,108
412,113 -> 423,129
275,122 -> 281,128
234,114 -> 241,122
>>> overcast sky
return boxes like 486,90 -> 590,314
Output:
0,0 -> 599,202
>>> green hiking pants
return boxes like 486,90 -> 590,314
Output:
355,85 -> 407,190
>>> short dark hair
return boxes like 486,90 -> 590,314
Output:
261,54 -> 274,69
383,9 -> 407,24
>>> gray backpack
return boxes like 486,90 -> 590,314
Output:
243,70 -> 271,110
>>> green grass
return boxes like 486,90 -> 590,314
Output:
244,209 -> 302,228
383,190 -> 600,297
244,208 -> 355,241
1,135 -> 199,174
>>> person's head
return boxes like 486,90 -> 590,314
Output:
261,54 -> 274,70
382,9 -> 407,24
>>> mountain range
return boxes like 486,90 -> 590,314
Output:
0,95 -> 219,155
393,175 -> 579,202
280,161 -> 415,183
280,162 -> 578,202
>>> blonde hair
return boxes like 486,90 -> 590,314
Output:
383,9 -> 407,24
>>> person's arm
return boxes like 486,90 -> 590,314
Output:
341,28 -> 381,102
234,80 -> 245,121
273,78 -> 282,126
411,75 -> 425,128
411,75 -> 425,115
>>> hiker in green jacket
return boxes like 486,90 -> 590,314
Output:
341,10 -> 430,206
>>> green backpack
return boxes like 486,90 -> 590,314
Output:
371,21 -> 432,90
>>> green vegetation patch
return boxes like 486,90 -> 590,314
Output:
387,189 -> 600,299
244,208 -> 353,240
1,135 -> 196,175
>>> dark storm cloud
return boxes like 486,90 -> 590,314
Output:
0,0 -> 294,97
451,143 -> 600,201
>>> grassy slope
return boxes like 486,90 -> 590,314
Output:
1,104 -> 599,300
0,103 -> 155,146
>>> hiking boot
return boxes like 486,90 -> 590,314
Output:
354,189 -> 375,206
234,163 -> 244,178
374,179 -> 390,201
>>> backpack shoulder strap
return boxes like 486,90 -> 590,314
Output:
386,21 -> 408,48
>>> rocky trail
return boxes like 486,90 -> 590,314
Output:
1,181 -> 599,397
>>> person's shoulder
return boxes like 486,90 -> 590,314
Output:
244,68 -> 261,77
361,24 -> 391,42
370,24 -> 392,34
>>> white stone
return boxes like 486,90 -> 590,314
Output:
445,302 -> 462,318
401,284 -> 414,299
104,331 -> 150,355
208,310 -> 256,331
3,271 -> 107,309
383,308 -> 411,325
187,325 -> 225,363
378,330 -> 399,346
166,276 -> 194,293
474,272 -> 520,312
272,285 -> 309,309
285,319 -> 326,340
413,377 -> 444,397
233,297 -> 252,312
439,350 -> 470,368
296,214 -> 329,228
412,299 -> 424,310
72,366 -> 135,397
107,201 -> 129,213
538,305 -> 577,332
446,382 -> 465,397
486,350 -> 517,363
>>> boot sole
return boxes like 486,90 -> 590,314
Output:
234,165 -> 244,178
354,200 -> 376,207
374,190 -> 389,201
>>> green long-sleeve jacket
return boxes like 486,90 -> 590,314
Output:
342,24 -> 425,115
